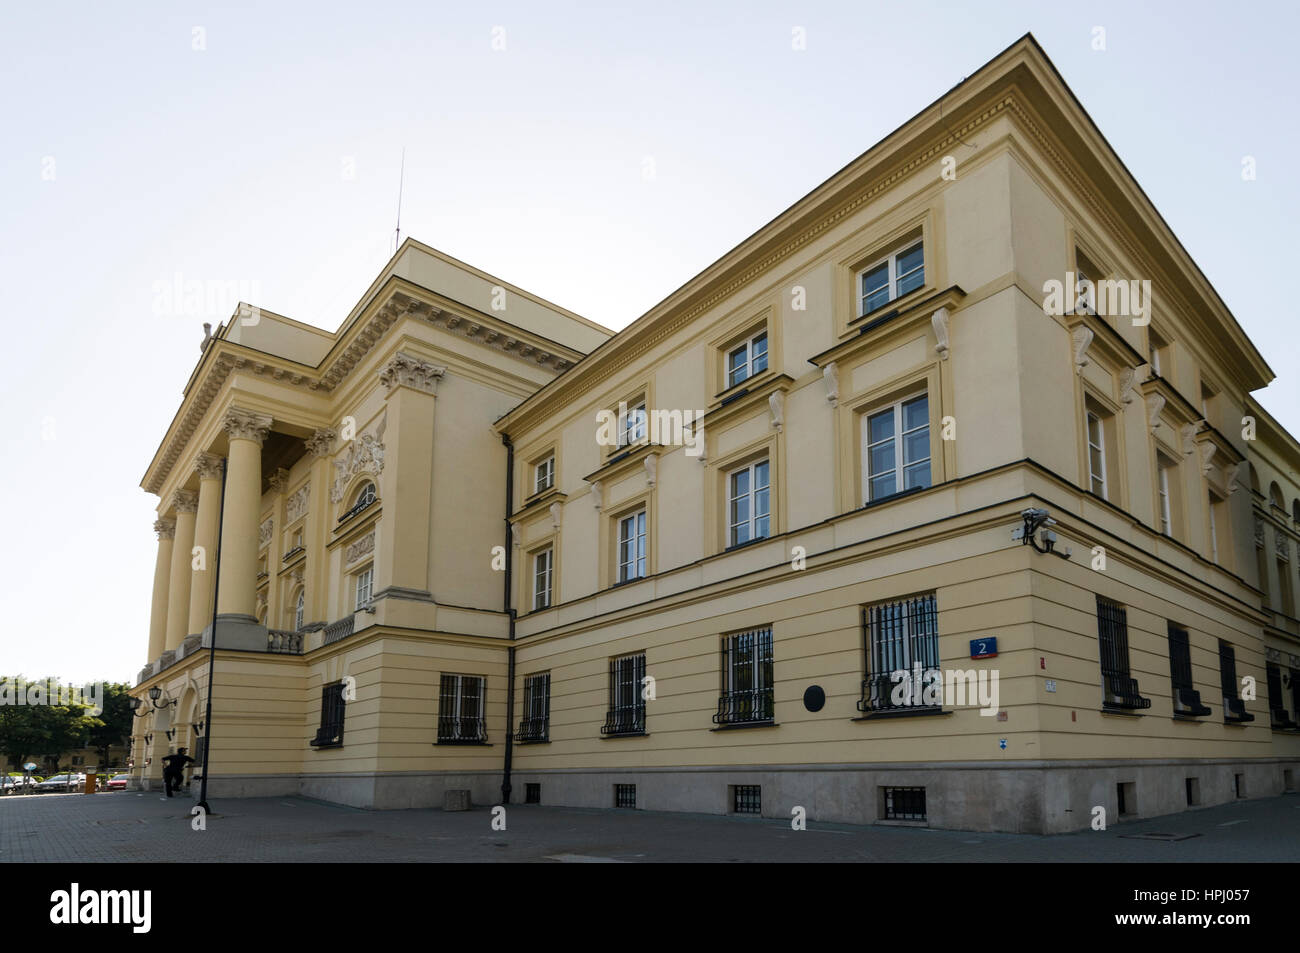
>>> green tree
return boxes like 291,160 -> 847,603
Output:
88,682 -> 133,769
0,676 -> 103,770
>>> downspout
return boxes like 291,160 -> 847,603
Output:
500,433 -> 516,805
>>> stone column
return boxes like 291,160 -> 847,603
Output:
304,428 -> 334,625
188,453 -> 224,638
164,490 -> 199,651
373,352 -> 443,597
216,408 -> 272,620
147,519 -> 175,662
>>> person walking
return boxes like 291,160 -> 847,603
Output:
160,748 -> 195,798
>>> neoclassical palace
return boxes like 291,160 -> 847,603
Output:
130,35 -> 1300,833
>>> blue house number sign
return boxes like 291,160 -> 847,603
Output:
970,637 -> 998,659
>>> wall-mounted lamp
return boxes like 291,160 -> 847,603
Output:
193,720 -> 205,735
165,729 -> 175,741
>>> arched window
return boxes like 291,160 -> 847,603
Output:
1249,465 -> 1261,495
295,591 -> 305,631
1269,482 -> 1285,509
354,482 -> 376,508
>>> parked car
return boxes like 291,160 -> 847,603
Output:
105,774 -> 130,791
1,776 -> 37,793
33,774 -> 85,793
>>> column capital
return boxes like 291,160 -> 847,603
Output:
193,452 -> 224,480
154,518 -> 176,540
305,428 -> 335,458
223,408 -> 274,445
171,489 -> 199,514
268,467 -> 291,495
379,351 -> 445,396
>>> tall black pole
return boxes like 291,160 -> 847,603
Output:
500,434 -> 515,805
195,457 -> 228,813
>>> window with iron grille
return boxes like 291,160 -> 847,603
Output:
858,593 -> 939,712
516,672 -> 551,743
1168,624 -> 1210,716
438,674 -> 488,743
311,681 -> 346,748
1267,663 -> 1297,729
714,627 -> 774,725
601,653 -> 646,736
732,785 -> 761,814
1096,597 -> 1150,710
1218,641 -> 1254,724
525,783 -> 541,804
883,786 -> 926,820
614,783 -> 637,809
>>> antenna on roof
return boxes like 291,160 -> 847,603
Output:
393,146 -> 406,255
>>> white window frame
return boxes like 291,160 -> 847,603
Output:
1157,461 -> 1173,535
533,547 -> 553,610
533,455 -> 554,495
862,392 -> 930,503
294,590 -> 305,631
618,399 -> 647,448
354,481 -> 376,508
857,241 -> 924,316
1208,491 -> 1220,563
1087,410 -> 1108,498
617,510 -> 647,583
727,459 -> 771,546
354,566 -> 373,609
726,331 -> 769,388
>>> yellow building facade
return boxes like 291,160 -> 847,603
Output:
131,36 -> 1300,833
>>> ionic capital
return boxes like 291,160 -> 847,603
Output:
223,408 -> 274,445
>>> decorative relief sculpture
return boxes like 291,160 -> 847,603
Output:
768,392 -> 784,432
329,421 -> 386,503
823,362 -> 839,407
1071,326 -> 1094,374
1145,394 -> 1165,434
549,502 -> 563,529
258,518 -> 273,547
345,532 -> 375,565
1199,442 -> 1217,476
644,455 -> 657,487
286,484 -> 310,524
1118,367 -> 1138,405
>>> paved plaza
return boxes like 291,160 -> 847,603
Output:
2,789 -> 1297,863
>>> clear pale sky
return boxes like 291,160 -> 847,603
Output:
2,1 -> 1295,684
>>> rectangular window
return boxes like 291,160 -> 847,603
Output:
614,783 -> 637,809
883,786 -> 926,821
617,510 -> 647,582
354,567 -> 373,609
525,782 -> 541,804
533,455 -> 554,495
601,653 -> 646,736
532,548 -> 553,610
858,242 -> 924,315
1278,558 -> 1295,617
1218,641 -> 1253,724
517,672 -> 551,743
311,682 -> 346,748
1148,330 -> 1169,377
714,627 -> 775,726
864,394 -> 930,502
728,460 -> 770,546
1208,490 -> 1225,563
1087,410 -> 1107,497
726,331 -> 769,388
1157,463 -> 1173,535
859,593 -> 939,713
1267,663 -> 1297,729
618,399 -> 647,447
732,785 -> 761,815
1096,597 -> 1151,710
1168,624 -> 1209,716
438,674 -> 487,743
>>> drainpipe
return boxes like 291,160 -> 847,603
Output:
500,433 -> 516,805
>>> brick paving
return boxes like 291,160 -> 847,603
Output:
1,789 -> 1297,862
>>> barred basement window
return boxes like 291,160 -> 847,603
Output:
1096,597 -> 1150,711
714,627 -> 774,725
438,674 -> 488,743
1219,642 -> 1254,724
601,653 -> 646,736
1267,663 -> 1297,729
311,681 -> 346,748
516,672 -> 551,742
883,786 -> 926,821
1168,624 -> 1210,716
858,593 -> 939,713
615,783 -> 637,809
732,785 -> 761,815
525,783 -> 541,804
